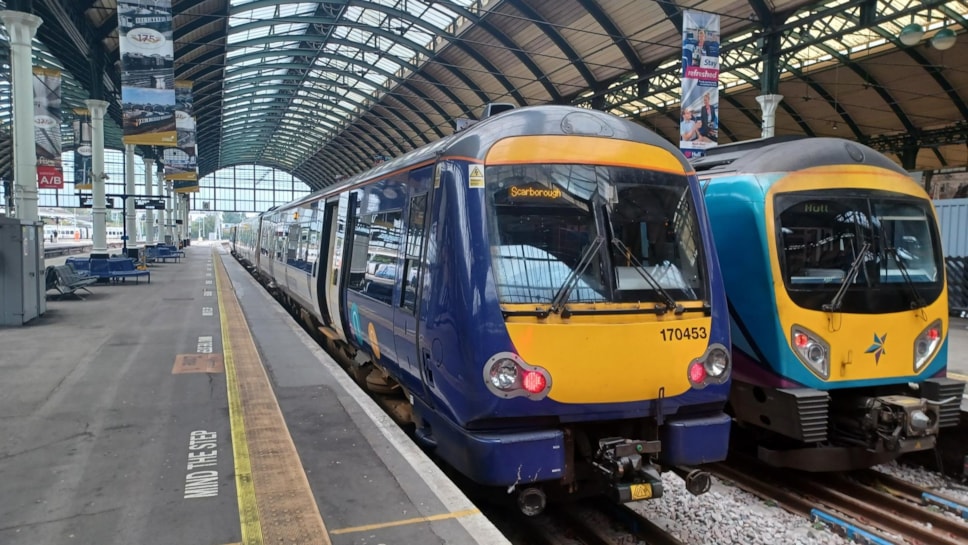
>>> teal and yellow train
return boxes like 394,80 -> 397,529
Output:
696,137 -> 965,471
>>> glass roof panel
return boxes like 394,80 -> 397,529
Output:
220,0 -> 481,172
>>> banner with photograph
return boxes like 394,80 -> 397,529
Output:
679,10 -> 721,159
118,0 -> 177,146
165,81 -> 198,189
72,108 -> 93,190
33,67 -> 63,189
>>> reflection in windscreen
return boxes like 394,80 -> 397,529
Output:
485,164 -> 705,307
775,191 -> 943,313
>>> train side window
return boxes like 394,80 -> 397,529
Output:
400,193 -> 428,312
348,214 -> 373,293
348,210 -> 403,305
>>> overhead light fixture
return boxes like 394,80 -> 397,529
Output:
899,22 -> 925,46
931,27 -> 957,50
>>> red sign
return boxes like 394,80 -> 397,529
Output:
37,165 -> 64,189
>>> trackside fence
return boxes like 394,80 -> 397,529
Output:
935,198 -> 968,316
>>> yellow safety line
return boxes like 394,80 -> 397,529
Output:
948,371 -> 968,382
329,508 -> 482,535
215,253 -> 264,545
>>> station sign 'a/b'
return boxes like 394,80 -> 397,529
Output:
37,165 -> 64,189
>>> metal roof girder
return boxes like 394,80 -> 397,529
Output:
575,0 -> 646,74
344,0 -> 526,102
324,36 -> 475,117
227,0 -> 349,17
811,41 -> 918,136
504,0 -> 596,92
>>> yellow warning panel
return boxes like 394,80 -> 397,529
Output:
172,354 -> 225,374
468,164 -> 485,188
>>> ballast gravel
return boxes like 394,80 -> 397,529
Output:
621,472 -> 852,545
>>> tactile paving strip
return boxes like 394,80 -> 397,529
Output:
214,252 -> 332,545
172,353 -> 225,374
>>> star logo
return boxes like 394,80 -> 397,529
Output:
865,333 -> 887,364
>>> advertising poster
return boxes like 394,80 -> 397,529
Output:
72,108 -> 93,190
118,0 -> 177,146
680,10 -> 721,159
33,67 -> 63,189
165,80 -> 198,192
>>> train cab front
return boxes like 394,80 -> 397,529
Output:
446,137 -> 732,510
737,171 -> 965,470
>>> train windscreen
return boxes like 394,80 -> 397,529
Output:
485,164 -> 706,309
774,190 -> 944,313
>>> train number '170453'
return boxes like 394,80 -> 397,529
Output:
660,326 -> 707,341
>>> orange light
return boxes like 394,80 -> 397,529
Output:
927,328 -> 940,341
794,333 -> 809,348
521,370 -> 547,394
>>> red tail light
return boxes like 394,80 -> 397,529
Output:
688,362 -> 707,384
521,370 -> 547,394
927,327 -> 940,341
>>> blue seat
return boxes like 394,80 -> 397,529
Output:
108,257 -> 150,283
89,258 -> 113,281
65,257 -> 91,275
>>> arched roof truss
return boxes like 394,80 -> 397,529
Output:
14,0 -> 967,190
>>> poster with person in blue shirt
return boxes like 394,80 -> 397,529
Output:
680,10 -> 720,159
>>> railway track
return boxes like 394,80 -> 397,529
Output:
710,458 -> 968,545
853,469 -> 968,521
513,501 -> 684,545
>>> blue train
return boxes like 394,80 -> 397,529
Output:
696,137 -> 965,471
232,104 -> 733,513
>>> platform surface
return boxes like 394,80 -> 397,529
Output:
0,242 -> 507,545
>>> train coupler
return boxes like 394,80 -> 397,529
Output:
861,395 -> 939,451
592,437 -> 664,502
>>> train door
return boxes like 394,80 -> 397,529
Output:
315,199 -> 339,329
333,192 -> 357,339
393,166 -> 433,397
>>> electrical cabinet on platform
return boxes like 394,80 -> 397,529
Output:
0,217 -> 45,326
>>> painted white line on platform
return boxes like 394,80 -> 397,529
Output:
205,280 -> 213,285
197,336 -> 213,353
202,307 -> 213,317
203,290 -> 213,297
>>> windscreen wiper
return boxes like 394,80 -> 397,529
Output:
886,247 -> 928,310
611,238 -> 684,315
823,242 -> 870,313
549,236 -> 605,315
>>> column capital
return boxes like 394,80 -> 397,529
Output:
755,94 -> 784,115
84,99 -> 109,118
0,11 -> 42,44
143,156 -> 155,167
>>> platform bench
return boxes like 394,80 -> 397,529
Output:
108,258 -> 151,283
47,265 -> 98,299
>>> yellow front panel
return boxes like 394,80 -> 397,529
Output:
765,165 -> 948,381
784,311 -> 946,380
505,315 -> 712,403
486,136 -> 690,175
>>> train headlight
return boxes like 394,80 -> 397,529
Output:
688,344 -> 730,388
791,325 -> 830,379
913,320 -> 943,372
483,352 -> 552,400
489,359 -> 518,390
704,347 -> 729,378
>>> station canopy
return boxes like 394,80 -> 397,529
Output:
4,0 -> 967,190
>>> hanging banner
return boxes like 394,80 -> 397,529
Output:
33,67 -> 64,189
680,10 -> 721,159
165,81 -> 198,189
72,108 -> 93,190
118,0 -> 177,146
